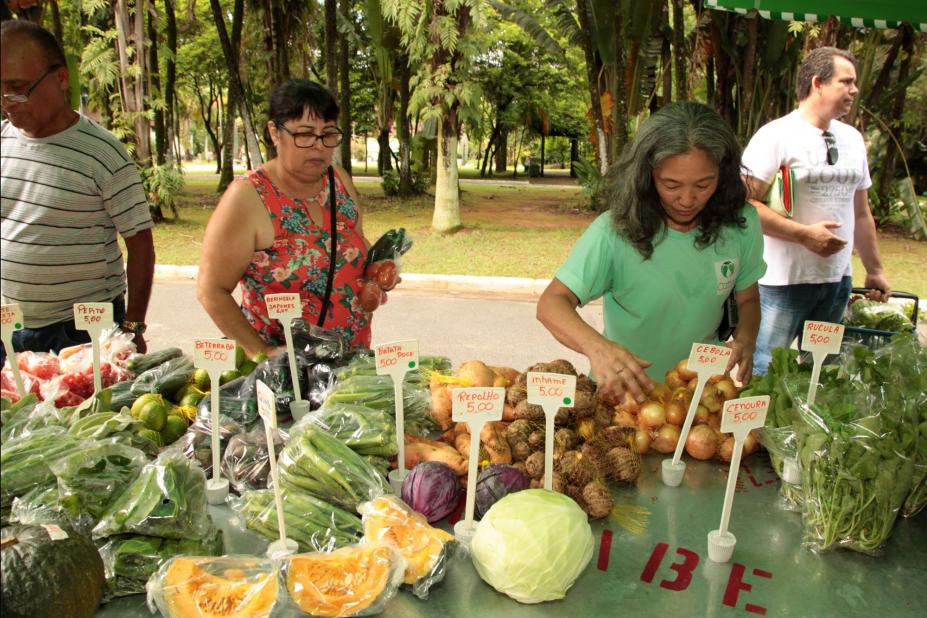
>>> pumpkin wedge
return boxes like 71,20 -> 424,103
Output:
159,556 -> 278,618
284,543 -> 403,617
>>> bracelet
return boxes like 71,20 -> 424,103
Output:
120,320 -> 147,335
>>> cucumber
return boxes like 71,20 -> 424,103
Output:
130,356 -> 194,400
126,347 -> 183,374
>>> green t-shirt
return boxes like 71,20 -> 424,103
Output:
555,207 -> 766,381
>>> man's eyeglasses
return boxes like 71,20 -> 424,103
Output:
276,125 -> 343,148
1,64 -> 63,105
823,131 -> 839,166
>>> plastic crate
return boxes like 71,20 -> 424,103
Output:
843,288 -> 919,349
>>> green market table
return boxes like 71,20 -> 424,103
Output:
96,452 -> 926,617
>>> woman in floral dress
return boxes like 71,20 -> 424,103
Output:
198,80 -> 374,356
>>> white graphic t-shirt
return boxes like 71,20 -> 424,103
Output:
742,110 -> 871,286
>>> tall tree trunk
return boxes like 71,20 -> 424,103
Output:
876,26 -> 914,201
114,0 -> 151,163
49,0 -> 64,47
611,8 -> 628,155
148,3 -> 166,165
209,0 -> 263,168
672,0 -> 687,101
739,14 -> 758,139
324,0 -> 339,165
219,89 -> 236,192
576,0 -> 608,174
377,129 -> 392,174
338,0 -> 352,173
433,112 -> 461,233
164,0 -> 178,164
661,2 -> 672,106
495,130 -> 507,173
272,0 -> 290,84
397,56 -> 414,195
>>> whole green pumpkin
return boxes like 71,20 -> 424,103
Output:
1,524 -> 105,618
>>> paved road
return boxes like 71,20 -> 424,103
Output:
145,280 -> 602,373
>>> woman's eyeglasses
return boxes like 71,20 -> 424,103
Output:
277,125 -> 343,148
822,131 -> 839,166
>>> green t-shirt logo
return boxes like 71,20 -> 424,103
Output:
715,259 -> 738,295
720,261 -> 734,278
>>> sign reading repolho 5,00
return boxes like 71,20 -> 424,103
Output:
452,387 -> 505,422
194,338 -> 237,372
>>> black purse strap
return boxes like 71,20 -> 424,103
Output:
317,166 -> 338,327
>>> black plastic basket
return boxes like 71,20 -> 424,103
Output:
843,288 -> 919,349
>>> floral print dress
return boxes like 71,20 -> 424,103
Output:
240,167 -> 371,349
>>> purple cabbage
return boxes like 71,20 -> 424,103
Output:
400,462 -> 461,523
475,464 -> 529,519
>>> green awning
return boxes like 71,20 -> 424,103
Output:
706,1 -> 927,32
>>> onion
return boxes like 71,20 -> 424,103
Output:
715,378 -> 738,402
719,437 -> 735,462
652,424 -> 681,454
743,431 -> 759,456
670,387 -> 691,406
634,429 -> 652,454
648,383 -> 671,403
675,358 -> 697,381
693,404 -> 709,425
638,401 -> 666,431
685,424 -> 719,460
700,384 -> 723,413
687,377 -> 699,392
707,413 -> 721,432
665,369 -> 686,390
613,409 -> 637,429
616,390 -> 641,415
664,401 -> 686,427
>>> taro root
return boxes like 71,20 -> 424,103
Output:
554,428 -> 578,452
527,430 -> 545,450
575,374 -> 596,393
579,442 -> 608,478
506,373 -> 528,406
505,419 -> 536,445
513,399 -> 544,422
524,451 -> 545,480
582,481 -> 614,519
606,446 -> 641,483
559,450 -> 596,488
511,441 -> 532,462
602,425 -> 635,449
565,484 -> 587,512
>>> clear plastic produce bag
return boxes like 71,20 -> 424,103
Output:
171,416 -> 245,475
758,425 -> 803,511
146,555 -> 281,618
292,402 -> 398,457
93,451 -> 212,541
281,543 -> 406,617
221,427 -> 289,494
231,488 -> 363,553
50,440 -> 147,519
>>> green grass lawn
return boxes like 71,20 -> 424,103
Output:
148,171 -> 927,301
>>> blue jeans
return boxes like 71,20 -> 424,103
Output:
753,277 -> 852,374
0,296 -> 126,367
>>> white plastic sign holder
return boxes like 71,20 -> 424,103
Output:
451,386 -> 505,546
265,293 -> 308,421
1,304 -> 26,398
801,321 -> 844,405
73,302 -> 114,394
708,395 -> 769,562
256,379 -> 298,558
194,337 -> 236,504
527,372 -> 577,490
663,343 -> 732,486
375,340 -> 419,494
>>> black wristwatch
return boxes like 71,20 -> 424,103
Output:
120,320 -> 147,335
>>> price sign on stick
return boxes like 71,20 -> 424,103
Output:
527,372 -> 577,491
194,337 -> 236,504
1,304 -> 26,398
708,396 -> 770,563
374,340 -> 419,493
256,379 -> 298,558
73,302 -> 114,394
265,293 -> 304,402
452,386 -> 505,544
801,321 -> 844,406
663,343 -> 733,487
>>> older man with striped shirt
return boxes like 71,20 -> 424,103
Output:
1,20 -> 155,361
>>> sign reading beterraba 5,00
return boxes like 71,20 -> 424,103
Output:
194,338 -> 237,372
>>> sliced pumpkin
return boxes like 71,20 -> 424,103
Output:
361,495 -> 454,590
161,556 -> 278,618
285,543 -> 401,617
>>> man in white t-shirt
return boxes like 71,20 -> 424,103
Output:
742,47 -> 890,374
1,21 -> 155,362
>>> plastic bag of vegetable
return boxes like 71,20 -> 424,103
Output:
92,451 -> 212,541
470,489 -> 593,604
170,416 -> 244,475
281,542 -> 406,617
322,373 -> 436,436
757,425 -> 803,511
278,425 -> 388,511
294,402 -> 398,457
146,555 -> 280,618
129,355 -> 194,400
10,483 -> 95,536
233,488 -> 363,553
50,440 -> 147,519
359,494 -> 455,600
221,428 -> 289,494
400,462 -> 461,523
364,227 -> 413,267
1,426 -> 84,512
98,528 -> 223,599
475,464 -> 529,519
845,298 -> 915,333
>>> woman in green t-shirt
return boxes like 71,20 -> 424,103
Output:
537,102 -> 765,403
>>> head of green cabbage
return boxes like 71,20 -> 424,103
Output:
470,489 -> 593,604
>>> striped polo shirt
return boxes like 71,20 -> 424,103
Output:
1,116 -> 153,327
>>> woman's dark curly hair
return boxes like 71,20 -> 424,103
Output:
263,79 -> 339,148
605,101 -> 748,259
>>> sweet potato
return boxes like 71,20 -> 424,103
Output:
429,382 -> 453,430
404,433 -> 468,475
489,366 -> 521,386
481,421 -> 512,464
